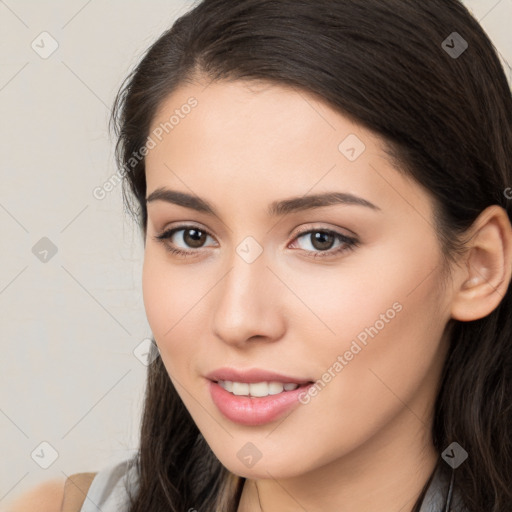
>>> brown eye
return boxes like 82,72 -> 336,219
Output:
183,228 -> 207,248
291,228 -> 358,259
153,225 -> 217,255
309,231 -> 335,251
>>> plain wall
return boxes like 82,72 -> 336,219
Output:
0,0 -> 510,507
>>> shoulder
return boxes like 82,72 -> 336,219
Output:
3,457 -> 138,512
3,478 -> 66,512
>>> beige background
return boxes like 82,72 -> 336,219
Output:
0,0 -> 510,507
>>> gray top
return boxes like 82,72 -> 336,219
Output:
80,456 -> 468,511
80,457 -> 139,512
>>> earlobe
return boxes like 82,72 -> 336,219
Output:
450,205 -> 512,322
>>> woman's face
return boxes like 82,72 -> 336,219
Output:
142,79 -> 455,479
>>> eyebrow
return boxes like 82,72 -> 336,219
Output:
146,187 -> 381,216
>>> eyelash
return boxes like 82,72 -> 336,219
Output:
152,225 -> 359,259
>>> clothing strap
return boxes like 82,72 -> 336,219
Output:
60,472 -> 98,512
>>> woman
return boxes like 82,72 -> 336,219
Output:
11,0 -> 512,511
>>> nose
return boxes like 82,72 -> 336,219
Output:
212,248 -> 286,348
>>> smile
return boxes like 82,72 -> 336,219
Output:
209,379 -> 314,426
217,380 -> 300,397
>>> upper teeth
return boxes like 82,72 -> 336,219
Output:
218,380 -> 300,397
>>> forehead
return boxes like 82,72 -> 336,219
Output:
147,79 -> 372,179
144,79 -> 433,222
148,78 -> 377,148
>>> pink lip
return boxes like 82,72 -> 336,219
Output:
205,367 -> 312,384
205,367 -> 314,426
208,381 -> 313,426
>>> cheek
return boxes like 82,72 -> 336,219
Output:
142,253 -> 173,338
141,251 -> 216,373
312,286 -> 448,467
277,234 -> 445,357
327,287 -> 445,402
142,248 -> 206,328
289,239 -> 448,425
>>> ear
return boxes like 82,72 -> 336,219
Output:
450,205 -> 512,322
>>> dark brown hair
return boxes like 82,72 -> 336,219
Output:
110,1 -> 512,510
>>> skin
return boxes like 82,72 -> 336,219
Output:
2,479 -> 65,512
142,78 -> 512,512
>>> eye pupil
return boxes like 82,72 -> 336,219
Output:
311,231 -> 334,250
184,228 -> 206,248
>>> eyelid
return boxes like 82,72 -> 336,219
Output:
153,222 -> 359,258
288,226 -> 359,258
154,223 -> 218,246
290,223 -> 357,240
157,221 -> 357,240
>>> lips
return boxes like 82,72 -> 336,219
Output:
205,367 -> 313,385
205,367 -> 315,425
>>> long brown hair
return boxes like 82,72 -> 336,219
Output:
110,1 -> 512,510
